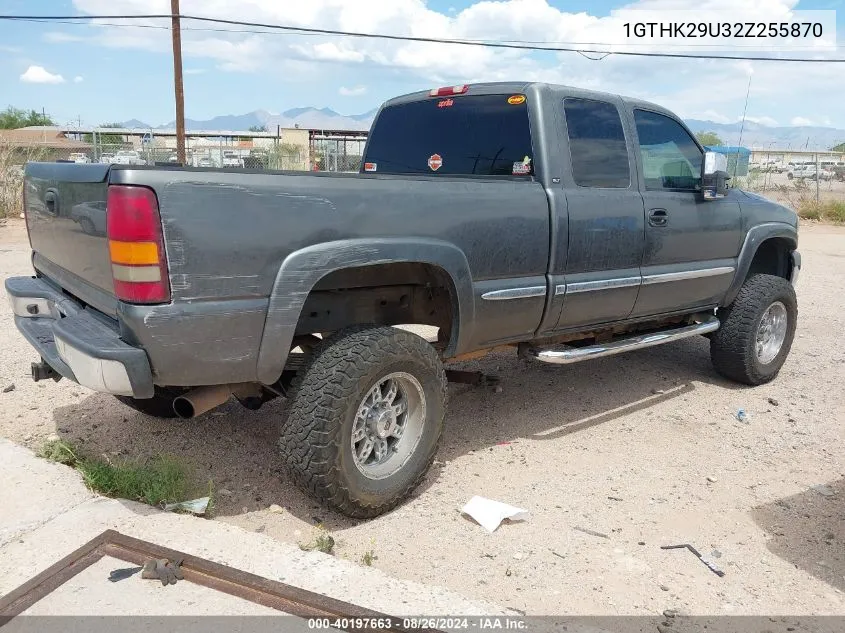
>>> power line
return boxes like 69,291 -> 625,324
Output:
17,16 -> 837,50
1,13 -> 844,62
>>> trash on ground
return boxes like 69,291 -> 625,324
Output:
461,495 -> 529,533
549,549 -> 566,560
736,409 -> 749,423
706,476 -> 718,483
607,496 -> 624,502
141,558 -> 184,586
2,384 -> 15,393
811,484 -> 835,497
108,565 -> 142,582
661,543 -> 725,577
573,525 -> 609,539
163,496 -> 210,515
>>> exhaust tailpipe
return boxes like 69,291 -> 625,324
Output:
172,383 -> 261,419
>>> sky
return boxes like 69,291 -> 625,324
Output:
1,0 -> 844,129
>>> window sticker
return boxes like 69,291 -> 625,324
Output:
428,153 -> 443,171
507,95 -> 526,105
512,155 -> 532,175
438,98 -> 455,108
364,162 -> 378,172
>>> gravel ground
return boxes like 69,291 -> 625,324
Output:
1,218 -> 843,616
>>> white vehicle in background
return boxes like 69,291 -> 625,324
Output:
99,153 -> 115,164
68,153 -> 91,164
787,163 -> 817,180
111,150 -> 147,166
222,150 -> 243,168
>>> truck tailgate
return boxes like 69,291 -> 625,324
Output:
24,162 -> 117,316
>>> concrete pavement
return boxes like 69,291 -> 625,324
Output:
0,438 -> 507,616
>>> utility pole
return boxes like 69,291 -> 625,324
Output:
170,0 -> 186,165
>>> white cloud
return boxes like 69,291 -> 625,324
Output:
44,32 -> 87,43
745,116 -> 779,126
791,116 -> 814,126
339,85 -> 367,96
184,68 -> 207,75
74,75 -> 84,83
20,65 -> 66,84
67,0 -> 845,126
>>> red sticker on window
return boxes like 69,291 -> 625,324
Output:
364,162 -> 377,172
428,154 -> 443,171
438,98 -> 454,108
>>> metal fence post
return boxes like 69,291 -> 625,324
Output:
815,152 -> 820,204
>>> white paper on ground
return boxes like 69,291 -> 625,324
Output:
163,496 -> 210,515
461,495 -> 529,532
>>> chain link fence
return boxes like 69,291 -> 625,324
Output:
737,153 -> 845,223
0,129 -> 370,218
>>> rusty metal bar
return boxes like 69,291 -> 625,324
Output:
0,530 -> 439,632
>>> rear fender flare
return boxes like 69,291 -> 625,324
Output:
256,238 -> 474,385
723,222 -> 798,306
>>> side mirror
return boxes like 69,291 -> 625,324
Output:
701,151 -> 729,200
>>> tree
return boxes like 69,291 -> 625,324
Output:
831,142 -> 845,153
83,123 -> 125,145
695,131 -> 724,146
0,106 -> 55,129
248,124 -> 268,133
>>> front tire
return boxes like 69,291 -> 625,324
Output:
279,326 -> 447,518
710,274 -> 797,385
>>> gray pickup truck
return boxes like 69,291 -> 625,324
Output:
6,82 -> 800,518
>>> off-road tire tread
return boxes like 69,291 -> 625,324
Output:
279,326 -> 447,518
710,274 -> 797,385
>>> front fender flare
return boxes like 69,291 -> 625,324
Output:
255,238 -> 475,385
723,222 -> 798,306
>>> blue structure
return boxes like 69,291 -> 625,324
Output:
703,145 -> 751,177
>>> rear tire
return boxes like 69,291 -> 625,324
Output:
114,387 -> 187,419
710,274 -> 797,385
279,326 -> 447,518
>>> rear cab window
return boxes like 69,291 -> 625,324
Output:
362,93 -> 534,177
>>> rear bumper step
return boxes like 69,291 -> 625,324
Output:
523,316 -> 720,365
5,276 -> 155,398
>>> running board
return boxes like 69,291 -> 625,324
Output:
524,316 -> 720,365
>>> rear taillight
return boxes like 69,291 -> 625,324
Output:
106,185 -> 170,304
429,85 -> 468,97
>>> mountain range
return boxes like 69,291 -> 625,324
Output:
121,108 -> 845,150
121,107 -> 377,133
684,119 -> 844,151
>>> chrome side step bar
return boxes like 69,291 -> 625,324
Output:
524,316 -> 720,365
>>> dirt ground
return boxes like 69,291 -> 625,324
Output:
1,217 -> 844,616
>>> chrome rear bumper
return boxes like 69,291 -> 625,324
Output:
5,276 -> 154,398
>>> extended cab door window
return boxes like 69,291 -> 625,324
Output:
362,94 -> 534,176
562,98 -> 630,188
633,109 -> 702,191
